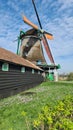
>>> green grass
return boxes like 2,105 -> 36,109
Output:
0,81 -> 73,130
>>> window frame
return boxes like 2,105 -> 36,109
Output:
32,69 -> 34,74
21,66 -> 25,73
2,63 -> 9,71
38,70 -> 40,74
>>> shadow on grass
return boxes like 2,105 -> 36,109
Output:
20,91 -> 36,96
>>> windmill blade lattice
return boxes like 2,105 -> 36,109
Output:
32,0 -> 55,64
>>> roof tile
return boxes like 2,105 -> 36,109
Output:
0,48 -> 42,70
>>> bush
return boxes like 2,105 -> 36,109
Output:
33,95 -> 73,130
67,72 -> 73,81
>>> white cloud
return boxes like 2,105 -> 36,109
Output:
58,0 -> 73,11
7,1 -> 19,12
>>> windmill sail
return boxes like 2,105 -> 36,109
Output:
41,37 -> 55,64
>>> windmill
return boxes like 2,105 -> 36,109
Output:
22,0 -> 55,65
18,0 -> 60,81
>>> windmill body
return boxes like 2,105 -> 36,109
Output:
19,29 -> 46,65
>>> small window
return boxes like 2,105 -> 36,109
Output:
21,67 -> 25,73
32,69 -> 34,74
2,63 -> 9,71
38,71 -> 40,74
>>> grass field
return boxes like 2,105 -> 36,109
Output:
0,81 -> 73,130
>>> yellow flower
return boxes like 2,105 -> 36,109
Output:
21,111 -> 27,116
33,119 -> 40,128
39,113 -> 44,120
47,116 -> 53,124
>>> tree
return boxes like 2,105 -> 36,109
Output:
67,72 -> 73,81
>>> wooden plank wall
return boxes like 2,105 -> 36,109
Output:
0,61 -> 44,98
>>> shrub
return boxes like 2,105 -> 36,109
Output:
33,95 -> 73,130
67,72 -> 73,81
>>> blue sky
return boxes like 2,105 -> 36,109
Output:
0,0 -> 73,74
